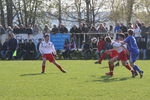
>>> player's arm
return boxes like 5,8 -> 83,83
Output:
52,43 -> 57,56
39,42 -> 44,55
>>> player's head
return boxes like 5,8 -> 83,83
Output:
44,35 -> 50,41
118,33 -> 125,40
128,29 -> 134,36
105,36 -> 112,43
124,33 -> 128,38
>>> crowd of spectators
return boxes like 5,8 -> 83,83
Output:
0,20 -> 150,60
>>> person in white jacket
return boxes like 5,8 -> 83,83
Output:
39,35 -> 66,73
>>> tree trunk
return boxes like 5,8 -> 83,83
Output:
0,0 -> 5,28
6,0 -> 13,27
23,0 -> 28,27
58,0 -> 62,25
126,0 -> 134,24
85,0 -> 90,26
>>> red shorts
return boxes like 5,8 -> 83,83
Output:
110,50 -> 118,58
42,54 -> 55,63
118,50 -> 128,61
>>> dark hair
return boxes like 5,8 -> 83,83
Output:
128,29 -> 134,35
105,36 -> 111,43
119,33 -> 125,39
124,33 -> 128,38
44,35 -> 49,38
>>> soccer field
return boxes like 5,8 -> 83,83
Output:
0,60 -> 150,100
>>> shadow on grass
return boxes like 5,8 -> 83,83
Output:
92,75 -> 132,83
20,73 -> 43,76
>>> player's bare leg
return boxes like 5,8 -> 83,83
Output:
106,57 -> 118,76
52,61 -> 66,73
121,60 -> 135,77
95,50 -> 111,64
41,60 -> 46,73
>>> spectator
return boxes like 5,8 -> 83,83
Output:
23,39 -> 28,60
35,38 -> 42,59
146,24 -> 150,32
138,37 -> 147,60
7,33 -> 17,60
108,25 -> 114,37
51,25 -> 58,34
89,26 -> 97,33
0,41 -> 2,59
26,39 -> 36,60
82,23 -> 89,33
147,39 -> 150,59
0,25 -> 5,34
103,23 -> 108,31
120,23 -> 127,33
59,24 -> 68,33
17,40 -> 25,60
140,23 -> 147,38
114,23 -> 121,33
127,23 -> 133,29
70,25 -> 79,33
19,24 -> 26,33
43,24 -> 50,36
0,39 -> 8,59
82,41 -> 91,59
6,26 -> 13,34
26,25 -> 33,35
97,24 -> 107,33
13,25 -> 20,34
133,24 -> 141,44
62,39 -> 70,59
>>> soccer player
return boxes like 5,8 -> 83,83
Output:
121,29 -> 143,78
95,37 -> 119,64
39,35 -> 66,73
105,34 -> 135,77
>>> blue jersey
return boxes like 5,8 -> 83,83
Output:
124,36 -> 139,54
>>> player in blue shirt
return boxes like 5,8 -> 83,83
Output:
122,29 -> 143,78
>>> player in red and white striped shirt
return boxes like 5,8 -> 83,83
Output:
39,35 -> 66,73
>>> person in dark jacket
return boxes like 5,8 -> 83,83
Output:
17,40 -> 25,60
7,33 -> 17,60
26,39 -> 36,60
0,39 -> 8,59
51,25 -> 58,34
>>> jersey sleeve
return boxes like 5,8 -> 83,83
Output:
39,42 -> 44,54
51,43 -> 56,55
124,36 -> 130,43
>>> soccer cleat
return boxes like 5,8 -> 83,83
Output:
134,71 -> 138,77
105,72 -> 113,76
115,62 -> 120,67
95,61 -> 101,64
41,72 -> 45,74
131,70 -> 136,78
61,70 -> 67,73
139,71 -> 144,78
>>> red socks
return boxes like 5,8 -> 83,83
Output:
99,52 -> 107,63
125,64 -> 132,71
42,65 -> 45,73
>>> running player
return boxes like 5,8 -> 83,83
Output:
121,29 -> 143,78
39,35 -> 66,73
105,34 -> 135,77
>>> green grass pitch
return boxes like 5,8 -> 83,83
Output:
0,60 -> 150,100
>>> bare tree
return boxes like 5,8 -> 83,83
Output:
0,0 -> 5,27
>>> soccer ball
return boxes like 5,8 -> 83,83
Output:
91,37 -> 97,43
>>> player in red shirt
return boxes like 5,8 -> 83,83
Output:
39,35 -> 66,73
95,37 -> 118,64
97,37 -> 105,57
105,34 -> 135,77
